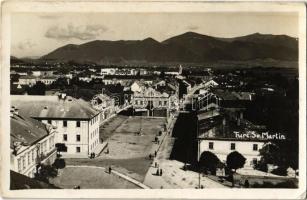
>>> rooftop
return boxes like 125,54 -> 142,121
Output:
10,170 -> 59,189
198,109 -> 269,142
11,95 -> 99,120
10,113 -> 49,148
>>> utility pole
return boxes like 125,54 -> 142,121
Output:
197,115 -> 201,189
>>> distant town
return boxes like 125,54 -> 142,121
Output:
9,56 -> 299,189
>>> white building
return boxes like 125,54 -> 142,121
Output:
197,110 -> 268,168
91,92 -> 116,123
10,111 -> 57,178
100,68 -> 117,75
11,94 -> 101,158
39,76 -> 57,85
17,76 -> 37,86
199,138 -> 265,168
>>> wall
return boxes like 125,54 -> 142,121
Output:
42,119 -> 89,156
200,139 -> 265,167
11,132 -> 56,178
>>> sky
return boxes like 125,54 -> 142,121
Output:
11,12 -> 298,58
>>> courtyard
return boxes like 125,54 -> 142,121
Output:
49,166 -> 139,189
65,114 -> 167,182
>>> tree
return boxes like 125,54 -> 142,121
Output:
159,71 -> 165,79
256,142 -> 297,175
27,82 -> 46,95
52,158 -> 66,172
226,151 -> 246,172
55,143 -> 67,157
199,151 -> 221,175
34,164 -> 58,183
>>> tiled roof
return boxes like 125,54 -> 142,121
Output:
10,114 -> 49,147
10,170 -> 59,189
11,95 -> 99,119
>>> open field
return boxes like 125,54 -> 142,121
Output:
49,166 -> 139,189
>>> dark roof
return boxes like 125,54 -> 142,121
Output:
198,109 -> 268,142
10,170 -> 59,189
213,89 -> 238,100
10,114 -> 49,148
11,95 -> 99,119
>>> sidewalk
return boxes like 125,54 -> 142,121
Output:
144,159 -> 227,189
93,142 -> 108,157
143,113 -> 227,189
65,165 -> 150,189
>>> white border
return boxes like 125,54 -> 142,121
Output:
1,1 -> 306,199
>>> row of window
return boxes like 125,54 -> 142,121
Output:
63,134 -> 81,142
134,100 -> 168,106
90,115 -> 99,125
208,142 -> 258,151
90,128 -> 99,139
45,120 -> 81,128
90,139 -> 99,152
17,135 -> 55,173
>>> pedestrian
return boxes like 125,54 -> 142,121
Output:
109,166 -> 112,174
93,152 -> 96,158
155,162 -> 157,168
156,168 -> 159,176
154,151 -> 157,157
160,169 -> 163,176
244,180 -> 250,188
149,154 -> 152,160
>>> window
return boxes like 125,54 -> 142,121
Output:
159,101 -> 162,106
76,121 -> 80,127
76,147 -> 81,153
63,134 -> 67,141
209,142 -> 214,150
63,120 -> 67,127
140,101 -> 143,105
47,119 -> 52,124
31,150 -> 35,162
22,156 -> 26,169
28,152 -> 31,165
17,158 -> 21,172
135,100 -> 138,105
230,143 -> 236,150
164,101 -> 167,106
253,144 -> 258,151
76,135 -> 81,142
252,158 -> 258,165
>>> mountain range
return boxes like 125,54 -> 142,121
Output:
27,32 -> 300,65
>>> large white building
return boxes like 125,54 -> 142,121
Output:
197,110 -> 269,168
10,110 -> 57,178
132,86 -> 179,117
91,92 -> 116,123
11,94 -> 101,158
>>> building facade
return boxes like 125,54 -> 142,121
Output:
11,94 -> 101,158
199,138 -> 265,168
10,111 -> 57,178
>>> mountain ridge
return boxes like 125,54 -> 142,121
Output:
38,32 -> 298,65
